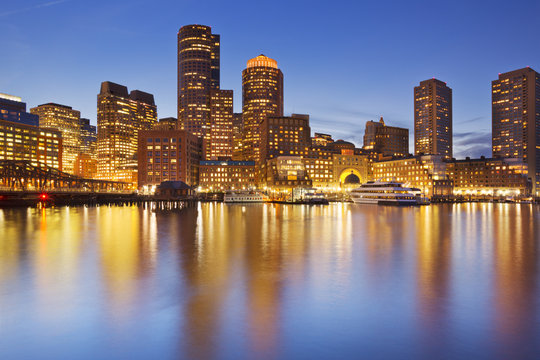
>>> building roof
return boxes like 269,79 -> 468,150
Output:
158,181 -> 192,190
130,90 -> 155,106
100,81 -> 129,98
35,103 -> 74,110
331,140 -> 355,149
200,160 -> 255,166
247,54 -> 278,69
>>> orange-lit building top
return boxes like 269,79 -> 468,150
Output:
246,55 -> 278,69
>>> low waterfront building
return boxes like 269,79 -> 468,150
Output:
305,146 -> 334,189
373,155 -> 453,199
137,129 -> 202,190
0,94 -> 62,170
156,180 -> 194,198
333,151 -> 370,189
199,160 -> 256,191
263,156 -> 311,189
448,157 -> 531,197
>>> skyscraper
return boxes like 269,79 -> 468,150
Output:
208,89 -> 233,160
97,81 -> 157,184
492,67 -> 540,194
414,79 -> 452,159
242,54 -> 283,162
177,24 -> 220,137
30,103 -> 81,174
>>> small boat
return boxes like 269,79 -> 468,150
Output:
350,181 -> 418,205
224,190 -> 268,203
415,195 -> 431,205
304,190 -> 329,205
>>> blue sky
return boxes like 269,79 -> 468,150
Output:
1,0 -> 539,158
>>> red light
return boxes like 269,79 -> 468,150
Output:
39,193 -> 49,200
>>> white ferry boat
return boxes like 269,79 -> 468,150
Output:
224,190 -> 267,203
350,181 -> 418,205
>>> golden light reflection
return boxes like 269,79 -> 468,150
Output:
415,204 -> 451,329
492,204 -> 537,347
98,206 -> 145,324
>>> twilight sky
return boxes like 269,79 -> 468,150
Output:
1,0 -> 539,158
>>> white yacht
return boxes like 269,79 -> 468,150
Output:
350,181 -> 419,205
224,190 -> 268,203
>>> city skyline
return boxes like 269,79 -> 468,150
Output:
1,0 -> 540,158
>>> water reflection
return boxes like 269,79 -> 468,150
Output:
0,203 -> 539,359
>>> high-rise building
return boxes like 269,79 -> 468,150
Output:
363,117 -> 409,157
414,79 -> 452,159
242,54 -> 283,162
74,118 -> 97,179
492,67 -> 540,194
97,81 -> 157,184
208,89 -> 233,160
79,118 -> 96,155
30,103 -> 81,174
0,94 -> 62,170
177,24 -> 220,138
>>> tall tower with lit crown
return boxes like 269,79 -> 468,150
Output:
242,54 -> 283,162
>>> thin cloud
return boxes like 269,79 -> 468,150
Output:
458,116 -> 485,124
453,131 -> 491,146
454,144 -> 492,159
0,0 -> 70,17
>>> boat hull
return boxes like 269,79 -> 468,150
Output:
351,197 -> 417,206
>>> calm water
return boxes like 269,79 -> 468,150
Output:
0,203 -> 539,359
